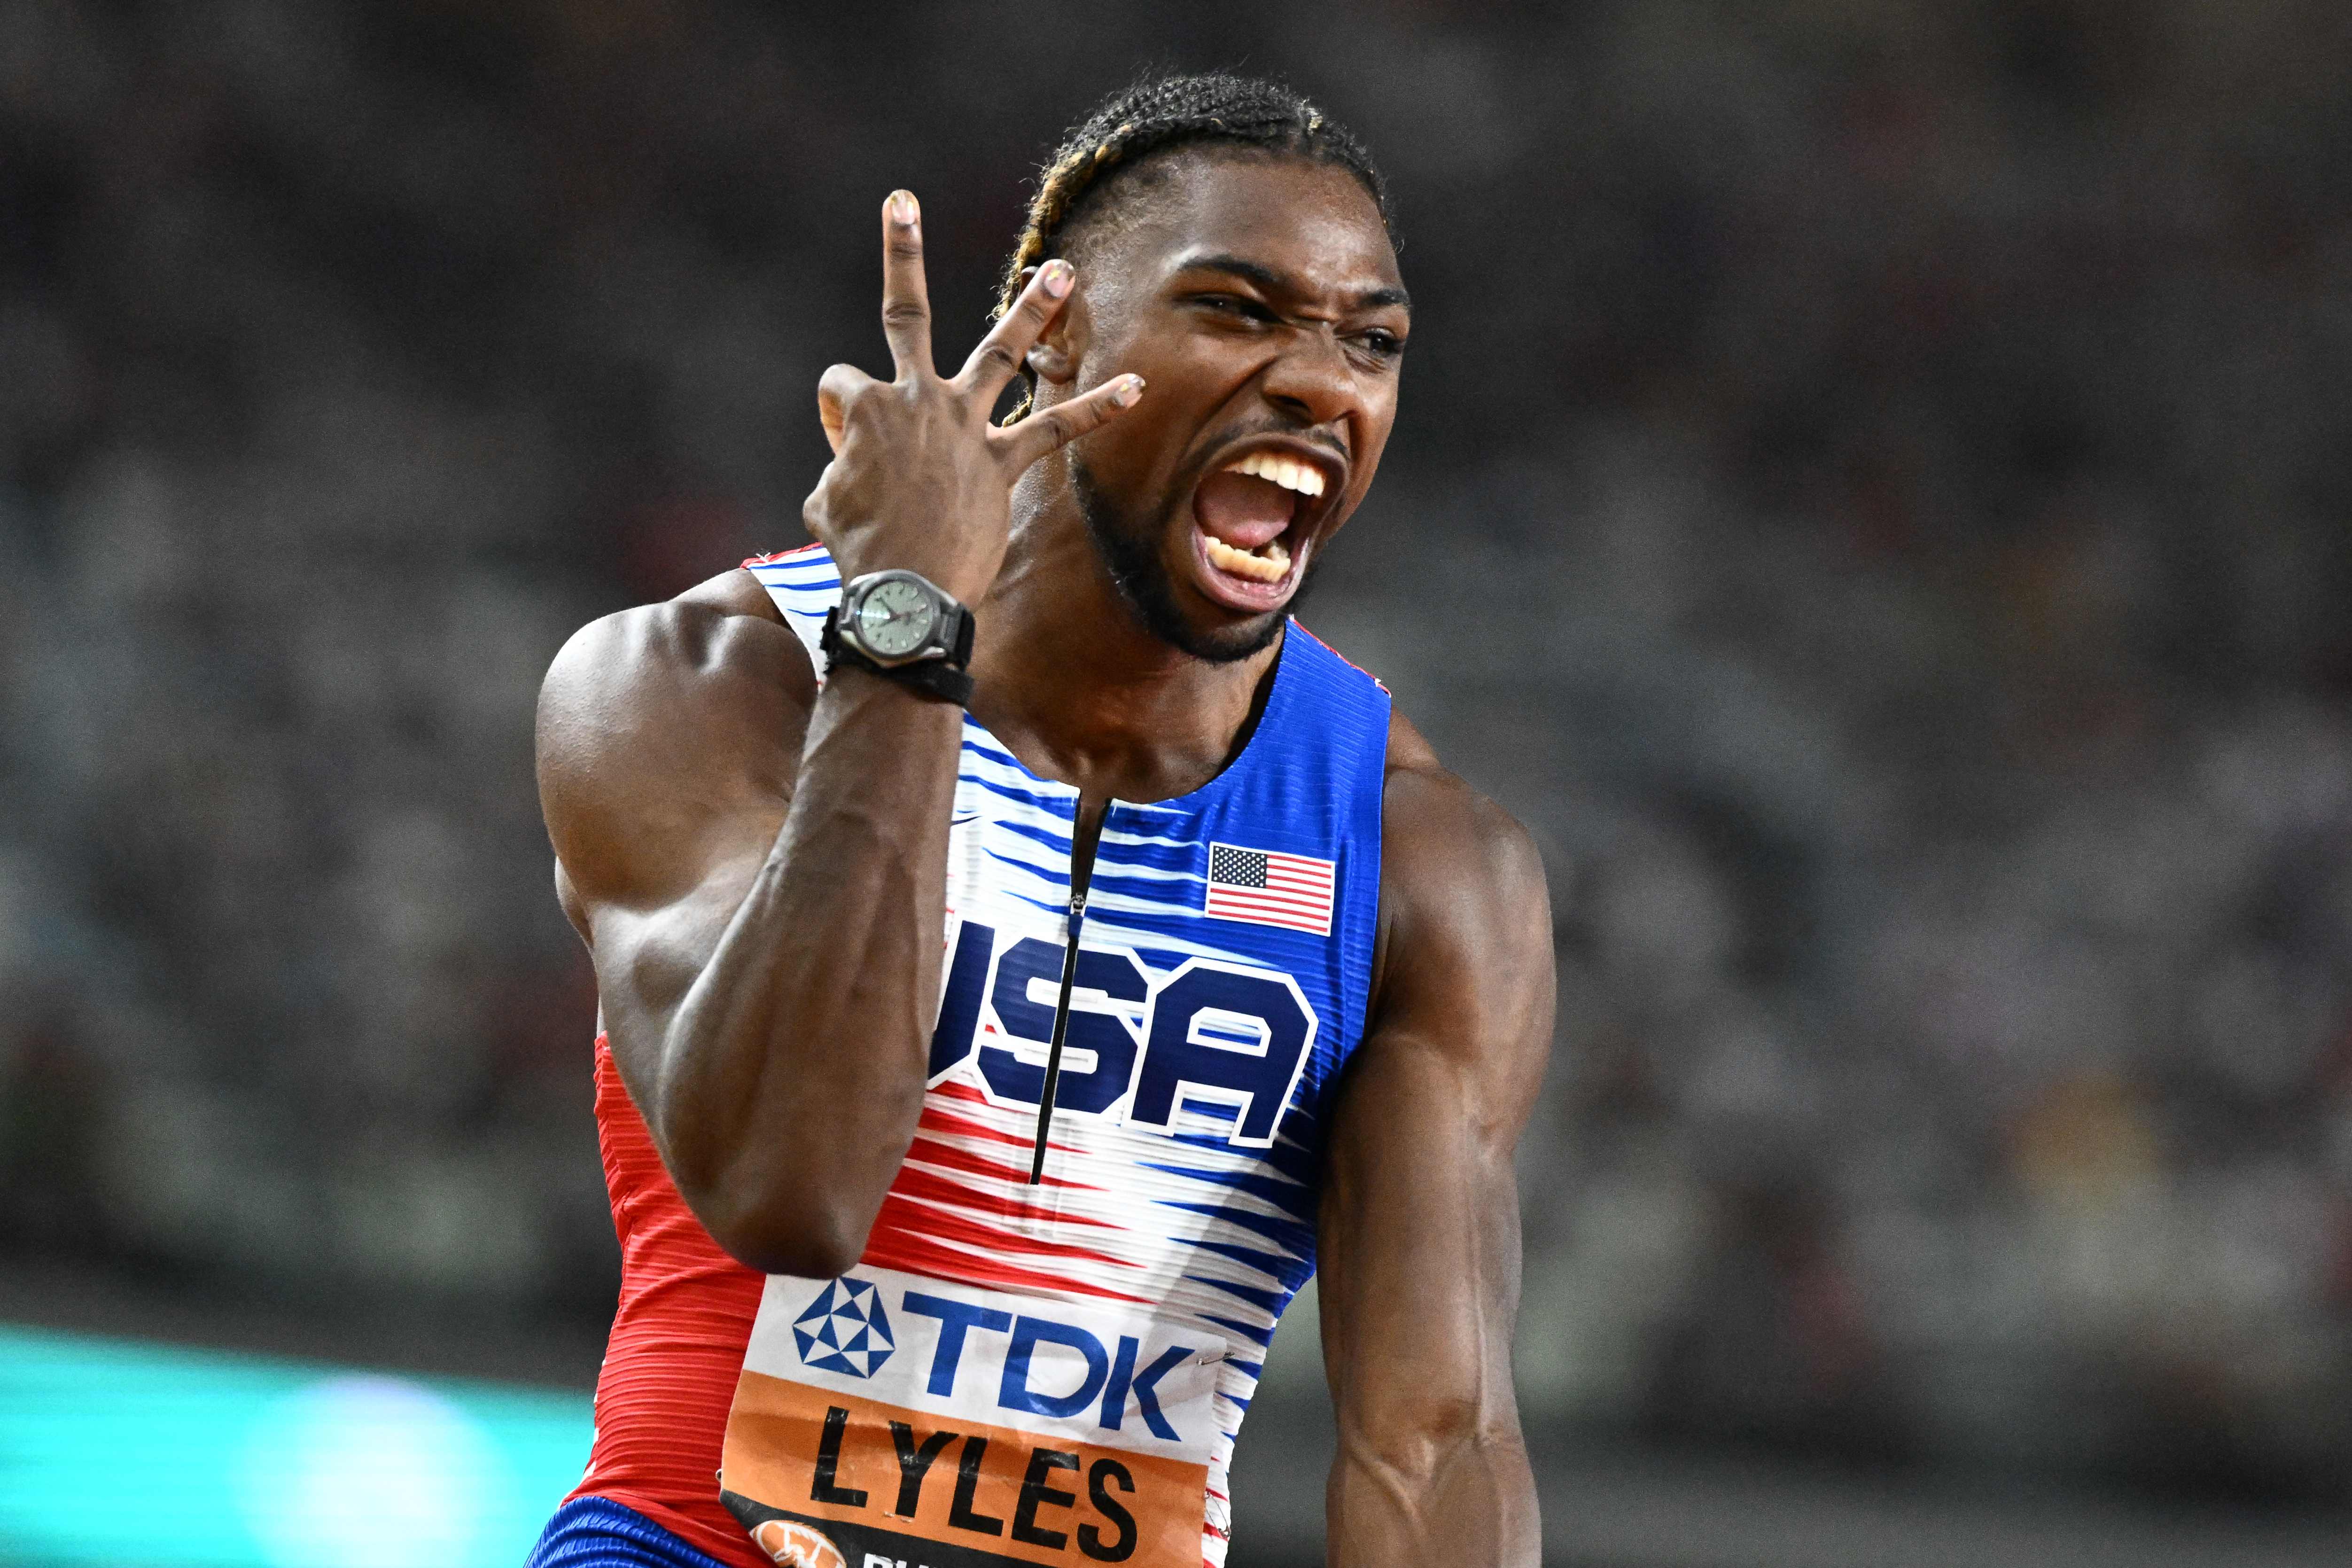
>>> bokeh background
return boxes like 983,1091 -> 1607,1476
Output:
4,1 -> 2352,1564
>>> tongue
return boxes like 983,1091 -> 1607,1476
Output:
1192,471 -> 1296,550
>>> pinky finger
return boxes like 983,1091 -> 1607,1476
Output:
994,374 -> 1146,471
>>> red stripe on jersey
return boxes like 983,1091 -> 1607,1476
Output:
740,542 -> 827,567
565,1039 -> 765,1568
866,1178 -> 1138,1269
926,1080 -> 1083,1151
1290,617 -> 1390,692
917,1104 -> 1084,1160
857,1221 -> 1157,1303
902,1134 -> 1102,1193
881,1165 -> 1125,1245
918,1105 -> 1040,1150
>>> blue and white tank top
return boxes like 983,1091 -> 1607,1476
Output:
717,544 -> 1388,1568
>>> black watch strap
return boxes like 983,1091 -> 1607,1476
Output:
820,607 -> 975,706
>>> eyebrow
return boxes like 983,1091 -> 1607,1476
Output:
1176,252 -> 1412,314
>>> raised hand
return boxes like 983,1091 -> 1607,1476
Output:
804,190 -> 1145,605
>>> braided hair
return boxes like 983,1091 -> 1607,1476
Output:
995,72 -> 1393,418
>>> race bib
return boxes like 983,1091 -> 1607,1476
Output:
719,1267 -> 1224,1568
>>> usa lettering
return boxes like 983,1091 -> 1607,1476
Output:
930,917 -> 1318,1149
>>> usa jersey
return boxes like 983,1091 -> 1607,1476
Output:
717,546 -> 1388,1568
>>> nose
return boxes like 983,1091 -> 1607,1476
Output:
1259,326 -> 1365,437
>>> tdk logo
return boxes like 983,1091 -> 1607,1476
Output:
793,1277 -> 895,1378
902,1292 -> 1194,1440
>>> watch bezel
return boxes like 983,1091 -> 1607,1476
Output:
839,569 -> 949,667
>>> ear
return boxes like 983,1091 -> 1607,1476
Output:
1017,264 -> 1084,387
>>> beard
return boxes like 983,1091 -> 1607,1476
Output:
1071,456 -> 1311,664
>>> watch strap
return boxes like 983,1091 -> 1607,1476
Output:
820,607 -> 975,706
942,599 -> 976,667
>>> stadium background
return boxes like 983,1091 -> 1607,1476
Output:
3,1 -> 2350,1563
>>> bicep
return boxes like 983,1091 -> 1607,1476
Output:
1319,1031 -> 1526,1443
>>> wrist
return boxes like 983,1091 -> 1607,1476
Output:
819,653 -> 974,712
829,546 -> 994,609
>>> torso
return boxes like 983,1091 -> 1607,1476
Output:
573,545 -> 1391,1568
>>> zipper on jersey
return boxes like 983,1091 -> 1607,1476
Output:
1028,803 -> 1106,1184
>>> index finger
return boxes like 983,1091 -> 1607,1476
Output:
879,190 -> 933,378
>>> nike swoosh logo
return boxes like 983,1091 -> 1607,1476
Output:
950,812 -> 981,827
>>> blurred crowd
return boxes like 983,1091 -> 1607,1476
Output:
3,0 -> 2349,1501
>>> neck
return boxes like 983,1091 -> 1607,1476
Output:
965,476 -> 1278,805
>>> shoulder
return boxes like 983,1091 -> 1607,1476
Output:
1378,712 -> 1550,962
1370,711 -> 1554,1072
538,567 -> 799,735
536,567 -> 808,897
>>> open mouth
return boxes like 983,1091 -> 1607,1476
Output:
1189,449 -> 1332,609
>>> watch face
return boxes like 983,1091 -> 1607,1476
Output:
855,577 -> 936,658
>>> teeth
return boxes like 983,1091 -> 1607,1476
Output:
1223,451 -> 1326,497
1205,536 -> 1292,583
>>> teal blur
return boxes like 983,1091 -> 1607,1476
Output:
0,1324 -> 593,1568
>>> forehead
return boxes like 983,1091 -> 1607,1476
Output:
1082,150 -> 1402,298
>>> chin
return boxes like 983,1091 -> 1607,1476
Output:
1131,543 -> 1292,663
1076,460 -> 1302,664
1176,602 -> 1289,663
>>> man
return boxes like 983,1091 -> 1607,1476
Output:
530,74 -> 1552,1568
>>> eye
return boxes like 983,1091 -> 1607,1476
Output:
1352,328 -> 1407,360
1192,293 -> 1276,322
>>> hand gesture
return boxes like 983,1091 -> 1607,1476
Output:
804,190 -> 1144,604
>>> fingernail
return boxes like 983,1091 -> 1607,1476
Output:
889,190 -> 918,226
1112,375 -> 1144,407
1041,259 -> 1073,298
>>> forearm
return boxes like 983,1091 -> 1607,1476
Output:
657,666 -> 964,1272
1328,1421 -> 1538,1568
1319,1127 -> 1542,1568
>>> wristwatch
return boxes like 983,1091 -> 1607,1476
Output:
820,569 -> 976,706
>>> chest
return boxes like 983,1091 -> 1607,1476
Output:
924,725 -> 1359,1180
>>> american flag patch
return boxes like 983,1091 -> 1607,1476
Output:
1204,842 -> 1337,936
